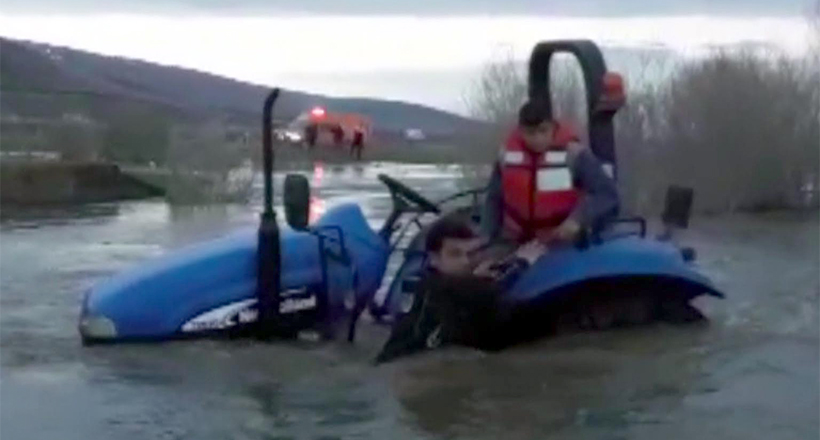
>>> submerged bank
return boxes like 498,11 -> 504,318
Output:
0,161 -> 256,206
0,161 -> 164,206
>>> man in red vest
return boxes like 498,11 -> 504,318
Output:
479,97 -> 620,263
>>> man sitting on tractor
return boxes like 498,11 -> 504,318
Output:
478,96 -> 621,263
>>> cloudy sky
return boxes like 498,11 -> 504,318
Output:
0,1 -> 814,114
0,0 -> 811,16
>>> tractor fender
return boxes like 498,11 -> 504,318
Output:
506,237 -> 724,304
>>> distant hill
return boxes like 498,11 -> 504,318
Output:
0,37 -> 485,136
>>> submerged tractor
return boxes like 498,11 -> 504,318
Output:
79,40 -> 724,345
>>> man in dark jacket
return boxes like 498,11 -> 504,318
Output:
374,217 -> 531,364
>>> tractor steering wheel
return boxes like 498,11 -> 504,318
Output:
378,174 -> 440,214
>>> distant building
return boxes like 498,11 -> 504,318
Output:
404,128 -> 426,141
61,112 -> 96,125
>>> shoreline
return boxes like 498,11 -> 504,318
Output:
0,160 -> 165,207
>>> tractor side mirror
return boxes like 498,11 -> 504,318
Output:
284,174 -> 310,230
662,185 -> 694,229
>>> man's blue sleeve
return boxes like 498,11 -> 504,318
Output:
569,149 -> 620,230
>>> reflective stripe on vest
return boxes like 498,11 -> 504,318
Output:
543,151 -> 567,165
537,168 -> 573,191
539,150 -> 573,191
503,151 -> 526,165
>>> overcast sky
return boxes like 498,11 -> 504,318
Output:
0,0 -> 811,16
0,1 -> 814,114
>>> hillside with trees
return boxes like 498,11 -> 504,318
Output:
0,36 -> 485,166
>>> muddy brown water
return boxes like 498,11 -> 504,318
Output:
1,163 -> 817,440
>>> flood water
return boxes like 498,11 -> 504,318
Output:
1,162 -> 818,440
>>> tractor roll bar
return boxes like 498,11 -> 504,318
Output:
528,39 -> 620,176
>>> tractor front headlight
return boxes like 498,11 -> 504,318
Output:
79,314 -> 118,341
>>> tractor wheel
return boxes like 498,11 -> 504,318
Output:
657,297 -> 706,323
551,280 -> 705,334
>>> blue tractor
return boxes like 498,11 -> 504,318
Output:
79,40 -> 723,344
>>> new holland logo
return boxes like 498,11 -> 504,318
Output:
279,295 -> 317,313
181,299 -> 257,333
181,288 -> 319,332
279,286 -> 318,314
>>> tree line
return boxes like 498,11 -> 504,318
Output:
463,35 -> 819,214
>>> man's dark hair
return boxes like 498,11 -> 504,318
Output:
518,97 -> 553,128
425,217 -> 476,253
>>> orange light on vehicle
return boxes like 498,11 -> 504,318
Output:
310,107 -> 326,118
595,72 -> 626,113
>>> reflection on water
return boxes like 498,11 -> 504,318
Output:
310,161 -> 328,223
393,328 -> 712,439
0,162 -> 817,440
